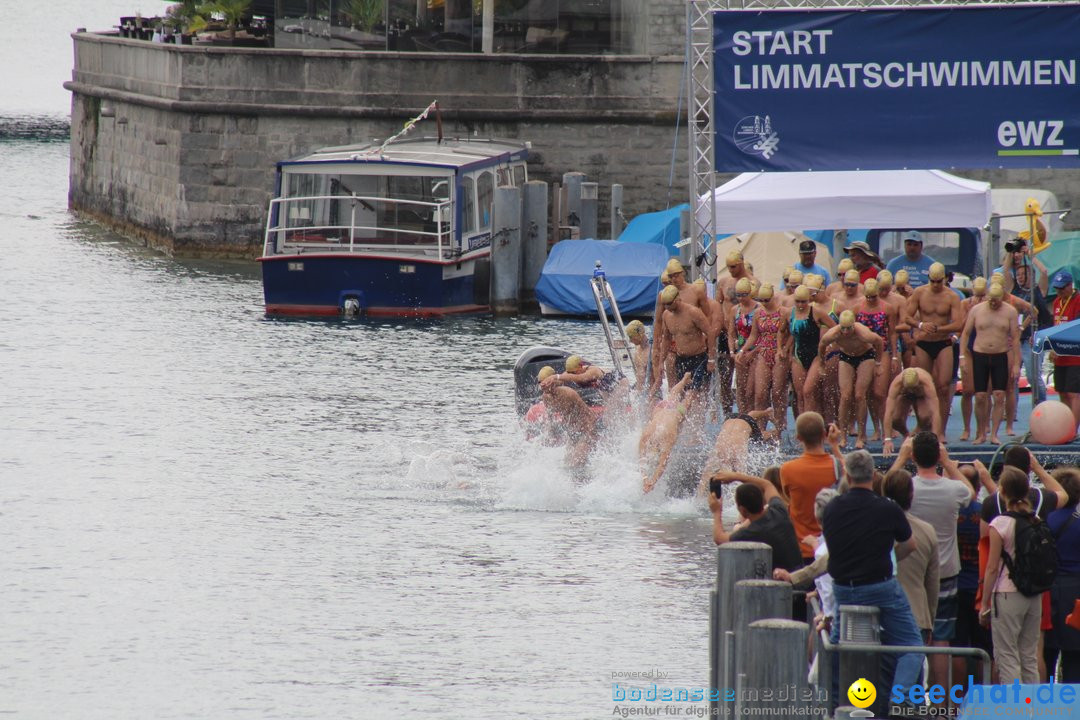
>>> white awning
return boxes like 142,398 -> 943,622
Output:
698,170 -> 992,233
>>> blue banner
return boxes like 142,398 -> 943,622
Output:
712,6 -> 1080,171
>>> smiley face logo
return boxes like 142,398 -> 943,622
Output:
847,678 -> 876,709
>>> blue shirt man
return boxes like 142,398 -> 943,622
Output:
885,231 -> 937,288
790,239 -> 832,286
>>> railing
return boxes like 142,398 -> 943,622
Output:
808,595 -> 992,716
262,194 -> 454,259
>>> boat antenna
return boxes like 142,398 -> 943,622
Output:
364,100 -> 440,156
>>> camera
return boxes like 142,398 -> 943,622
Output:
709,477 -> 724,498
1004,238 -> 1027,253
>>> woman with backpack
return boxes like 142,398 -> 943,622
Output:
980,467 -> 1048,684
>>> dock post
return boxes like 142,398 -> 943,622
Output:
521,181 -> 549,312
837,604 -> 883,717
491,185 -> 522,315
732,580 -> 792,717
744,619 -> 810,715
563,172 -> 585,230
712,542 -> 771,718
610,184 -> 624,239
579,182 -> 598,239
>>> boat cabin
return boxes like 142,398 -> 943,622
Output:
263,137 -> 529,261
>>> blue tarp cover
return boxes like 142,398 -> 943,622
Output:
617,204 -> 689,255
535,240 -> 668,316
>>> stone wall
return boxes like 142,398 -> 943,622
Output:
67,33 -> 686,257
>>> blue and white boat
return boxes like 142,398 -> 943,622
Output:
259,135 -> 529,316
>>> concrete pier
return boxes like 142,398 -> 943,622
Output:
66,34 -> 686,257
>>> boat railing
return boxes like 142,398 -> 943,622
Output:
263,194 -> 454,259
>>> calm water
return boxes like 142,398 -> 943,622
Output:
1,7 -> 717,718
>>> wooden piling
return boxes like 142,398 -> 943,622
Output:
491,185 -> 522,315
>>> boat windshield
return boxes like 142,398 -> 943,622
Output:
270,170 -> 455,254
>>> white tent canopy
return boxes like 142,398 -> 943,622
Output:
698,170 -> 992,234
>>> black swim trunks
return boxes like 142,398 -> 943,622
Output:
917,339 -> 956,377
971,350 -> 1009,392
837,349 -> 875,369
717,330 -> 731,355
675,351 -> 711,391
731,412 -> 764,443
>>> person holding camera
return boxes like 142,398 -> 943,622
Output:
707,470 -> 803,573
999,237 -> 1050,406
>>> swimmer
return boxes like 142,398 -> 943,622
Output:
699,408 -> 779,491
882,367 -> 941,455
640,373 -> 694,493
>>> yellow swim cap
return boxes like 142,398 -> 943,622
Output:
782,267 -> 792,281
660,271 -> 670,285
864,279 -> 879,297
972,277 -> 987,295
660,285 -> 679,304
565,355 -> 583,373
877,270 -> 893,287
806,274 -> 825,290
735,277 -> 752,294
693,277 -> 706,288
844,269 -> 860,284
794,285 -> 812,302
902,368 -> 919,390
757,282 -> 775,301
991,272 -> 1005,285
626,320 -> 645,339
837,258 -> 855,274
538,366 -> 556,382
839,310 -> 856,328
895,270 -> 910,285
988,283 -> 1005,300
929,262 -> 947,281
788,269 -> 804,286
665,258 -> 685,276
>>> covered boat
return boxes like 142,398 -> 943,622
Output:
259,132 -> 529,316
534,239 -> 667,317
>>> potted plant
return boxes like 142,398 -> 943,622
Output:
344,0 -> 383,33
197,0 -> 253,44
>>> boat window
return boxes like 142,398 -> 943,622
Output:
285,173 -> 321,228
877,230 -> 961,266
513,164 -> 526,187
497,168 -> 512,187
462,177 -> 476,234
477,171 -> 494,231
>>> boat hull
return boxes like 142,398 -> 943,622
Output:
259,252 -> 490,317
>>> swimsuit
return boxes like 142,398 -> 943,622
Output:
971,350 -> 1009,392
656,399 -> 687,418
717,330 -> 731,355
674,351 -> 711,391
731,413 -> 764,444
789,311 -> 820,371
916,338 -> 956,377
756,309 -> 782,364
734,307 -> 755,351
856,308 -> 889,345
837,349 -> 875,369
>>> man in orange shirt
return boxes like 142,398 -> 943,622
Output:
1051,271 -> 1080,425
780,412 -> 846,563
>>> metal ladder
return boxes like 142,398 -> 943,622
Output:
589,262 -> 637,388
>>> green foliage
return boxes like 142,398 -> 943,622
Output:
198,0 -> 252,39
344,0 -> 383,33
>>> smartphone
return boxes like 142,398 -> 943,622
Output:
709,477 -> 724,498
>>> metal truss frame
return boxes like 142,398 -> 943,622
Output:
686,0 -> 1072,280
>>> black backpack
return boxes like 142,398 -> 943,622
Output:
1001,511 -> 1058,597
